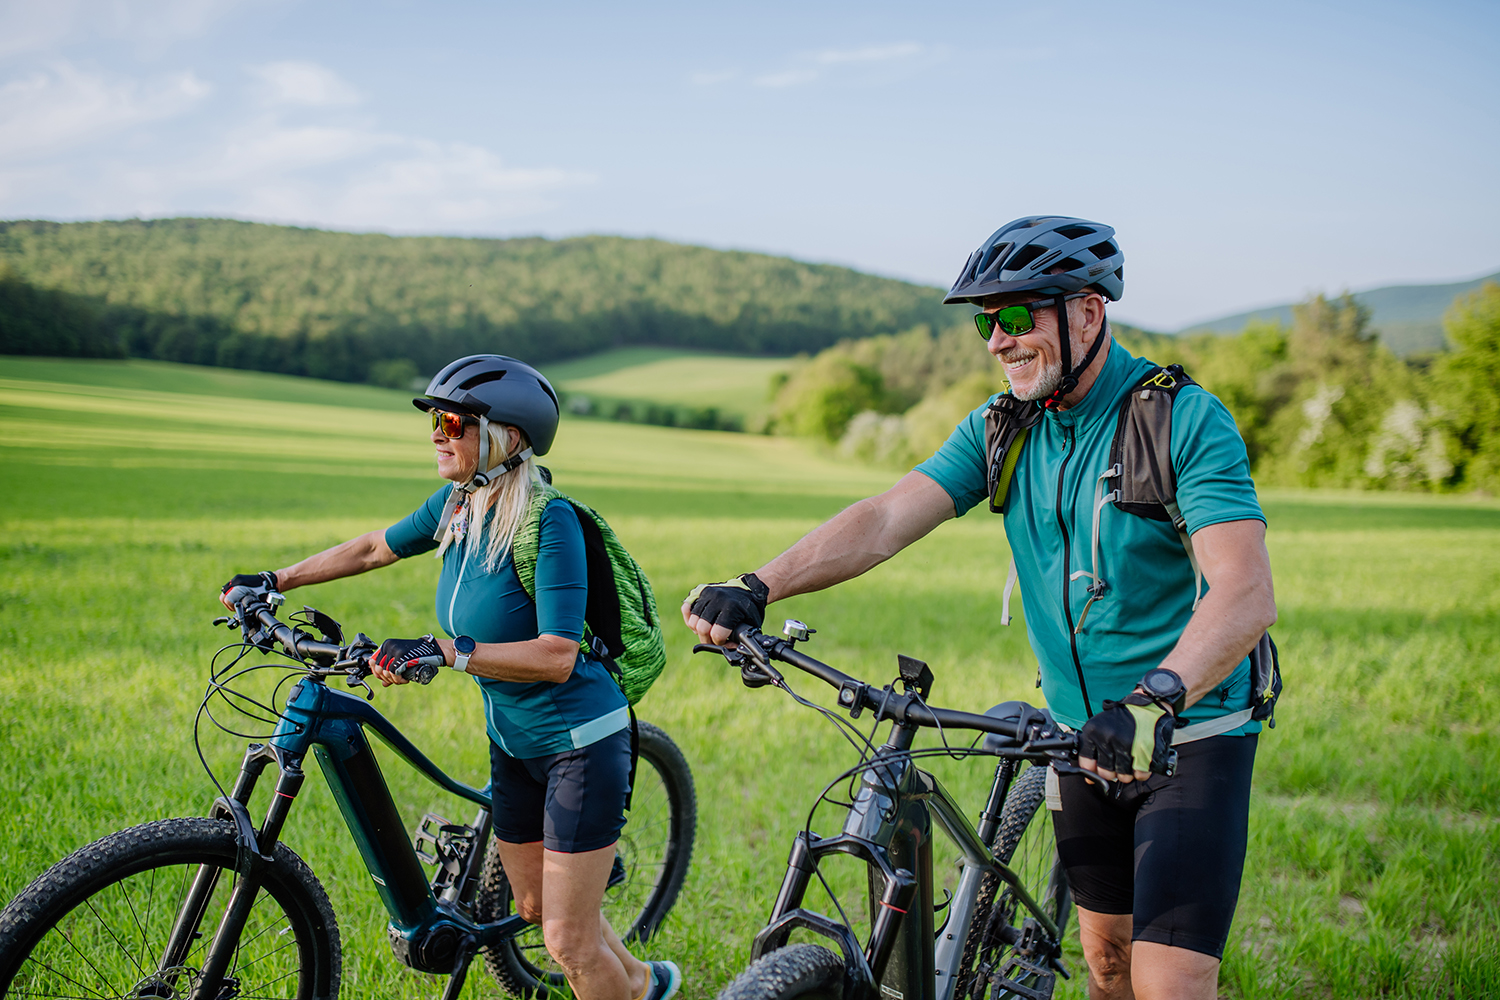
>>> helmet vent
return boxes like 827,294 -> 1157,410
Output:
1089,241 -> 1118,259
1007,244 -> 1049,272
458,369 -> 508,391
1056,225 -> 1096,240
978,242 -> 1011,274
1053,257 -> 1084,273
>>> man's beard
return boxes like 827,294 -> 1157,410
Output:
1000,346 -> 1064,401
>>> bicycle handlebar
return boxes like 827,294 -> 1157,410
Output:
218,593 -> 402,690
694,624 -> 1077,756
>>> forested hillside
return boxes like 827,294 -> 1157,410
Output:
771,286 -> 1500,494
0,218 -> 953,383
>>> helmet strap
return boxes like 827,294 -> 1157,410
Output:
467,416 -> 534,489
1042,295 -> 1109,410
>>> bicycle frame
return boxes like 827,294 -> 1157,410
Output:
172,672 -> 528,989
750,723 -> 1061,1000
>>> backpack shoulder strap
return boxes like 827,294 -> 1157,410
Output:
1106,363 -> 1204,607
511,484 -> 567,600
983,393 -> 1044,514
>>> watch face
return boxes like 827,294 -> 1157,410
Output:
1144,670 -> 1181,696
455,635 -> 476,655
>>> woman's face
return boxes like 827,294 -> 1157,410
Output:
433,415 -> 479,482
431,416 -> 521,482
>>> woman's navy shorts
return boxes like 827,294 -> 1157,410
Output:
489,728 -> 631,854
1053,733 -> 1258,959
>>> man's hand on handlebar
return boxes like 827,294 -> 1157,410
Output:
370,635 -> 446,686
682,573 -> 769,645
219,571 -> 280,611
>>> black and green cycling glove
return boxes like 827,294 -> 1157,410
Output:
685,573 -> 769,635
1078,672 -> 1182,778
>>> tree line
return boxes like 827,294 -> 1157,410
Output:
0,218 -> 952,382
767,285 -> 1500,494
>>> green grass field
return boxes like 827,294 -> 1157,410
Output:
539,348 -> 791,423
1,356 -> 1497,999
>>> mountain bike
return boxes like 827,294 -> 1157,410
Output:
0,592 -> 696,1000
697,621 -> 1105,1000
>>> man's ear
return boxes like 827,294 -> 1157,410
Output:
1078,293 -> 1108,344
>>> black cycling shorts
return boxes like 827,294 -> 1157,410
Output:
1052,733 -> 1258,959
489,728 -> 631,854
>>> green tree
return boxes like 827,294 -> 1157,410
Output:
1432,282 -> 1500,492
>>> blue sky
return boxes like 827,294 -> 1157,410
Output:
1,0 -> 1496,330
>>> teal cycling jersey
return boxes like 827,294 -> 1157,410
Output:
914,341 -> 1266,733
385,485 -> 629,758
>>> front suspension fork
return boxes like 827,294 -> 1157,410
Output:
156,742 -> 305,995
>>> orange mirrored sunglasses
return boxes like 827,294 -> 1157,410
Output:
431,410 -> 478,439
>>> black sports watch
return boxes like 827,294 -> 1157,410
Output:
452,635 -> 476,673
1136,668 -> 1187,716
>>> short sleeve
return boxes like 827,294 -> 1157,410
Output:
1171,388 -> 1265,534
533,499 -> 588,642
912,399 -> 994,517
385,484 -> 452,559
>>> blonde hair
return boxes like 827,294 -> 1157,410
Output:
435,422 -> 541,572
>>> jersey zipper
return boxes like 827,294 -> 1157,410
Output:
1055,424 -> 1094,717
446,538 -> 469,636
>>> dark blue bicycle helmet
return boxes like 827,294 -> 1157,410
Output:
414,354 -> 560,457
944,216 -> 1124,305
946,216 -> 1124,409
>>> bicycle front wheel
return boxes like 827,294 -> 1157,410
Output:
477,721 -> 697,998
0,817 -> 341,999
717,943 -> 844,1000
954,763 -> 1070,1000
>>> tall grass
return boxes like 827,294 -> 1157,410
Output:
1,357 -> 1496,998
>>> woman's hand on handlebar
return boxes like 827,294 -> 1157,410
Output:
370,634 -> 446,686
219,571 -> 279,611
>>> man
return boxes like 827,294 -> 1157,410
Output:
683,216 -> 1276,1000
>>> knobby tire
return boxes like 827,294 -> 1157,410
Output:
0,817 -> 340,1000
717,943 -> 844,1000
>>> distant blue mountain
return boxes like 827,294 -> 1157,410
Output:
1177,270 -> 1500,355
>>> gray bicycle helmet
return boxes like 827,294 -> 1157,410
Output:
414,355 -> 560,491
947,216 -> 1124,409
944,216 -> 1124,305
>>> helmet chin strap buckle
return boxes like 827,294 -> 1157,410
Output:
466,414 -> 533,489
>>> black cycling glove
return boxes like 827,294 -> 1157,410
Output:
685,573 -> 769,635
373,634 -> 446,685
220,571 -> 279,609
1077,692 -> 1177,777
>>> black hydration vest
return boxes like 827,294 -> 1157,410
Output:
981,364 -> 1281,728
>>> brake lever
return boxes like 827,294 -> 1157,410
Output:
692,642 -> 749,667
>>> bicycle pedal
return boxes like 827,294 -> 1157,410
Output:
989,956 -> 1054,1000
607,853 -> 627,888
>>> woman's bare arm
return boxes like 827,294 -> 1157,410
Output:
274,530 -> 399,591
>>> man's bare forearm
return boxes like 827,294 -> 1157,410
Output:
1156,519 -> 1277,709
275,530 -> 399,591
756,472 -> 955,603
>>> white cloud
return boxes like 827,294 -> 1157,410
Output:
753,69 -> 819,89
814,43 -> 923,65
0,62 -> 210,163
746,41 -> 929,89
249,61 -> 361,107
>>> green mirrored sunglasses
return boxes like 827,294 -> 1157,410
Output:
974,293 -> 1089,340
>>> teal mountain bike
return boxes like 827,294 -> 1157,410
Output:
0,592 -> 696,1000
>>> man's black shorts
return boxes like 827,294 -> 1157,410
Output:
1052,733 -> 1258,958
489,728 -> 631,854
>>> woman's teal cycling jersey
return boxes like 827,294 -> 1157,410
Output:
385,485 -> 628,758
914,341 -> 1266,733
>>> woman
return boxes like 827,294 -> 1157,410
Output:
220,354 -> 679,1000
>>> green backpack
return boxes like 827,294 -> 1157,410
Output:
511,484 -> 666,706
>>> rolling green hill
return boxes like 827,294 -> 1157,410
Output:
0,218 -> 954,383
1178,269 -> 1500,355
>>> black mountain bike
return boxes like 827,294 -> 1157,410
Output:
0,593 -> 696,1000
699,621 -> 1101,1000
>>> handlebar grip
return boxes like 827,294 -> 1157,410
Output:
394,656 -> 444,685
